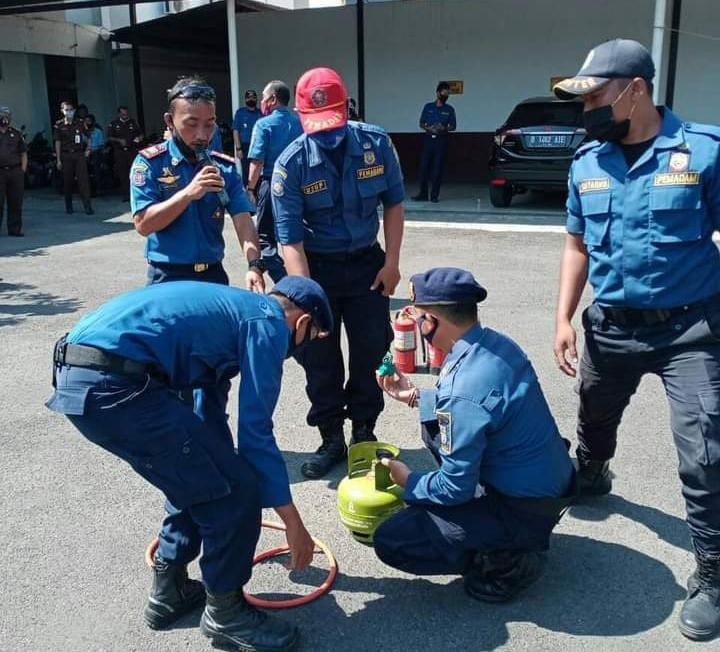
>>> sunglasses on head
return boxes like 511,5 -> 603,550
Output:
168,84 -> 216,102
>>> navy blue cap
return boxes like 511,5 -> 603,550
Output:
271,276 -> 333,332
554,39 -> 655,100
409,268 -> 487,305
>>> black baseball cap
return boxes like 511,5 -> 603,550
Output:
554,39 -> 655,100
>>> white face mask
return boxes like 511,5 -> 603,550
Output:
63,109 -> 75,120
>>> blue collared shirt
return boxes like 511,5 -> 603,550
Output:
247,107 -> 302,178
406,324 -> 574,506
420,102 -> 456,132
567,108 -> 720,308
130,138 -> 252,264
271,121 -> 405,254
56,282 -> 292,507
87,126 -> 105,151
233,106 -> 261,145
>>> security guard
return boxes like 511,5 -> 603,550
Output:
107,105 -> 143,201
553,39 -> 720,641
246,80 -> 302,281
375,268 -> 575,602
413,82 -> 456,203
0,106 -> 27,237
46,276 -> 332,651
272,67 -> 405,479
131,76 -> 264,290
232,89 -> 260,183
54,100 -> 93,215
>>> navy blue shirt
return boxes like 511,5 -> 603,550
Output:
420,101 -> 456,133
233,106 -> 261,145
406,324 -> 574,505
130,138 -> 252,264
567,108 -> 720,308
62,282 -> 292,507
271,121 -> 405,254
247,107 -> 302,178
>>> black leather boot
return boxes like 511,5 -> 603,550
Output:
200,589 -> 299,651
464,550 -> 546,603
576,456 -> 612,496
143,555 -> 206,629
65,197 -> 73,214
83,200 -> 94,215
349,419 -> 378,446
300,421 -> 347,479
679,551 -> 720,641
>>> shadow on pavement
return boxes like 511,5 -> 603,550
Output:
0,281 -> 83,327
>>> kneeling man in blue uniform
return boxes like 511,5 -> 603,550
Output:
375,268 -> 575,602
46,277 -> 332,651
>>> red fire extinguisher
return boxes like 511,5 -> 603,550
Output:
392,310 -> 417,373
427,342 -> 447,376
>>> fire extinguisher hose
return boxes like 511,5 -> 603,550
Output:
144,520 -> 338,609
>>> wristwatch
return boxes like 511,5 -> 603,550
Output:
248,258 -> 266,273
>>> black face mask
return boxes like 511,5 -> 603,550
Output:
286,322 -> 314,359
438,95 -> 448,104
0,118 -> 9,128
173,133 -> 198,161
416,315 -> 438,344
246,99 -> 257,108
582,82 -> 634,143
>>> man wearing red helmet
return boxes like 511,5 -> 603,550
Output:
271,67 -> 406,478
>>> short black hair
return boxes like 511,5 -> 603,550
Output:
86,113 -> 96,122
416,302 -> 478,326
436,81 -> 450,93
266,80 -> 290,106
61,100 -> 74,108
167,75 -> 215,113
117,105 -> 128,112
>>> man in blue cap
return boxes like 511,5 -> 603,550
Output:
46,276 -> 332,652
375,268 -> 575,603
553,38 -> 720,641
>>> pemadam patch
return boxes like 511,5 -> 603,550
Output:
437,412 -> 452,454
668,151 -> 690,173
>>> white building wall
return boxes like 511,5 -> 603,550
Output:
671,0 -> 720,124
0,51 -> 50,138
235,0 -> 657,133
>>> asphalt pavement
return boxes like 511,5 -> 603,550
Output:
0,189 -> 706,651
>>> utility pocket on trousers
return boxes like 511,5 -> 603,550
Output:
698,393 -> 720,466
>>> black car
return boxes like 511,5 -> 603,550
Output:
488,96 -> 586,207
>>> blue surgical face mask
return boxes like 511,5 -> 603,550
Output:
311,126 -> 348,150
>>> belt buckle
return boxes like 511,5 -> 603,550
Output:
194,263 -> 209,273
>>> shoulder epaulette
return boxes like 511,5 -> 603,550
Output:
573,140 -> 600,160
353,121 -> 388,137
684,121 -> 720,141
211,150 -> 235,164
276,137 -> 304,166
139,142 -> 168,159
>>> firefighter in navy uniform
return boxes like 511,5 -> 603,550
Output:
54,100 -> 93,215
553,39 -> 720,641
375,268 -> 575,602
107,105 -> 143,201
0,106 -> 27,236
272,67 -> 405,479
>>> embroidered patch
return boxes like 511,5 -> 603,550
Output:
272,180 -> 285,197
157,167 -> 180,188
302,180 -> 328,195
139,142 -> 167,159
312,89 -> 328,108
357,165 -> 385,180
363,151 -> 376,165
362,141 -> 372,150
437,412 -> 452,454
131,165 -> 147,187
653,172 -> 700,186
578,177 -> 610,194
668,151 -> 690,173
274,166 -> 288,180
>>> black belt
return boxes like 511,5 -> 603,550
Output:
0,164 -> 20,170
53,336 -> 160,378
488,476 -> 578,519
599,292 -> 718,327
149,261 -> 222,274
306,242 -> 380,263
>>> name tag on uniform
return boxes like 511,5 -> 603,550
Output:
653,172 -> 700,186
74,133 -> 81,145
578,177 -> 610,194
302,180 -> 328,195
357,165 -> 385,180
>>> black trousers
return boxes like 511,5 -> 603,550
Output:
0,166 -> 24,234
61,151 -> 90,202
298,244 -> 392,428
577,298 -> 720,555
418,134 -> 448,200
254,178 -> 287,283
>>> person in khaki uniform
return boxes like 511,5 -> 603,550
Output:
107,105 -> 143,201
0,105 -> 27,236
53,100 -> 93,215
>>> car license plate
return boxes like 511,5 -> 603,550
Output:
525,134 -> 570,148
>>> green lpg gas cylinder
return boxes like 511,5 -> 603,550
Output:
337,441 -> 405,545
